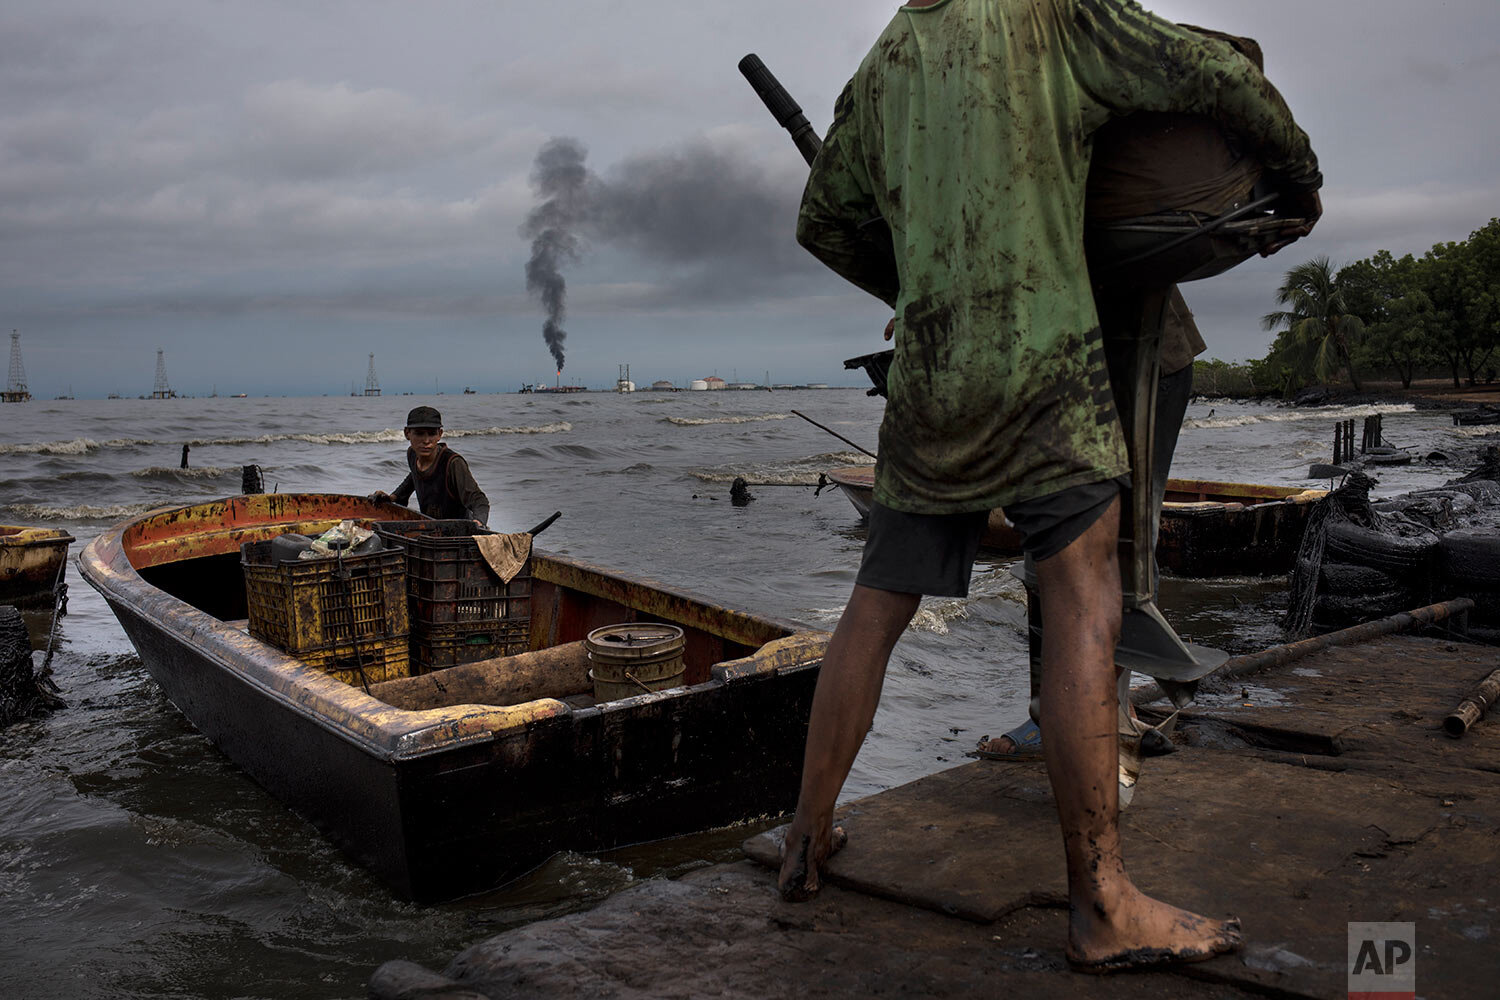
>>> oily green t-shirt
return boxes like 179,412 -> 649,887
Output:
798,0 -> 1318,514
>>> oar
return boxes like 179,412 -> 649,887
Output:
527,511 -> 562,536
791,410 -> 876,460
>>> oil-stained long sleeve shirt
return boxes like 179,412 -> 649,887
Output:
798,0 -> 1318,514
390,446 -> 491,525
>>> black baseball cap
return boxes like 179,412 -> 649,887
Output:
405,405 -> 443,429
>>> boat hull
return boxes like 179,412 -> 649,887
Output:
825,467 -> 1322,577
79,494 -> 827,901
0,525 -> 75,607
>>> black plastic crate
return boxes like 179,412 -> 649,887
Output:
411,619 -> 531,672
371,519 -> 533,627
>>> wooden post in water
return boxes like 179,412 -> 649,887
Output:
1334,419 -> 1357,465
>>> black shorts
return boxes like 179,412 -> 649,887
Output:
855,478 -> 1123,597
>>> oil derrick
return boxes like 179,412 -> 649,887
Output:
365,353 -> 381,396
152,349 -> 173,399
4,331 -> 30,402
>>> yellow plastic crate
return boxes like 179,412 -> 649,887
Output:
241,541 -> 410,681
303,635 -> 410,688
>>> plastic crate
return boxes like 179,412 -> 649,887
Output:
303,634 -> 411,687
411,619 -> 531,672
371,520 -> 533,627
241,540 -> 409,664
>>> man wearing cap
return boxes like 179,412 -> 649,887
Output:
371,406 -> 490,524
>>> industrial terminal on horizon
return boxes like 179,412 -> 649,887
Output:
604,365 -> 830,393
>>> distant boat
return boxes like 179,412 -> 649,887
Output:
1453,407 -> 1500,426
463,387 -> 477,395
231,393 -> 248,399
823,467 -> 1326,577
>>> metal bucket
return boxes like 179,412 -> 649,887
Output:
585,623 -> 686,702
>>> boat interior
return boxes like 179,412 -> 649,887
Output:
119,495 -> 808,710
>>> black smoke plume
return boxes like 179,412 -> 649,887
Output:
521,138 -> 591,373
519,134 -> 812,367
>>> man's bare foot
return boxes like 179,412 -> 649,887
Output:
970,719 -> 1043,760
1067,882 -> 1243,973
776,819 -> 848,902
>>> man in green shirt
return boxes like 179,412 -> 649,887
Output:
779,0 -> 1320,973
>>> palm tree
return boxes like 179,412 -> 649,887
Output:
1261,256 -> 1366,392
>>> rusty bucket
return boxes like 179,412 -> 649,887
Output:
585,623 -> 686,702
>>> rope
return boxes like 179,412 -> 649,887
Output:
333,545 -> 373,697
37,556 -> 69,702
1282,471 -> 1382,638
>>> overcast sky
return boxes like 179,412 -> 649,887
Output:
4,0 -> 1497,397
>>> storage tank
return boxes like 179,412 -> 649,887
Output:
689,379 -> 709,391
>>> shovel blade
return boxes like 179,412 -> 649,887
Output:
1116,601 -> 1228,682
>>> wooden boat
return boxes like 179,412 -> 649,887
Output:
78,493 -> 828,901
824,467 -> 1324,577
0,525 -> 75,607
1453,407 -> 1500,426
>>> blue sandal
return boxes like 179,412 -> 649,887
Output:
968,718 -> 1043,761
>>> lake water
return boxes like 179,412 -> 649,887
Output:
1,388 -> 1491,999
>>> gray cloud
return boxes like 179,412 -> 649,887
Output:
1,0 -> 1497,394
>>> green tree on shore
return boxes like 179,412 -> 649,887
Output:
1340,251 -> 1436,389
1253,218 -> 1497,393
1449,218 -> 1499,384
1261,256 -> 1365,393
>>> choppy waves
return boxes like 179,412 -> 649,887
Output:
0,423 -> 571,455
131,466 -> 233,479
691,452 -> 874,485
1451,425 -> 1500,438
663,413 -> 792,427
0,438 -> 113,456
3,502 -> 161,522
908,567 -> 1027,635
1182,402 -> 1417,431
446,422 -> 572,438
